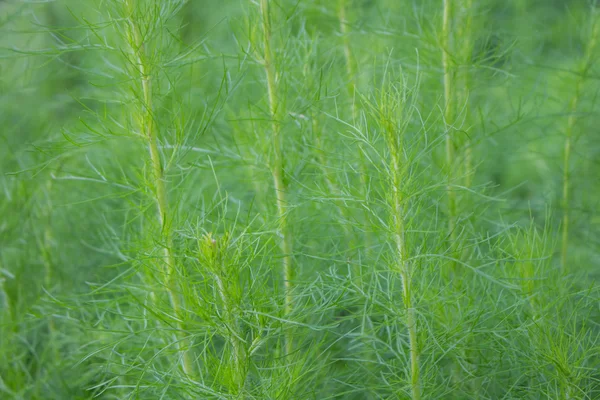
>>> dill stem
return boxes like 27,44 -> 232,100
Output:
338,0 -> 356,121
391,151 -> 420,400
458,0 -> 473,188
383,96 -> 420,399
259,0 -> 294,355
442,0 -> 456,230
338,0 -> 373,258
442,0 -> 456,243
124,0 -> 193,376
561,12 -> 599,270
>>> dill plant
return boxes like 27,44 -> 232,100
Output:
3,0 -> 600,399
118,0 -> 195,376
256,0 -> 295,354
441,0 -> 479,275
3,0 -> 225,395
333,68 -> 440,398
455,0 -> 475,189
368,74 -> 422,400
495,216 -> 600,398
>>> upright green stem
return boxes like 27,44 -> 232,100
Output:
391,162 -> 420,400
443,4 -> 478,393
457,0 -> 473,188
338,0 -> 356,121
442,0 -> 456,241
337,0 -> 373,257
382,98 -> 420,400
123,0 -> 193,376
442,0 -> 461,283
259,0 -> 294,355
561,11 -> 599,270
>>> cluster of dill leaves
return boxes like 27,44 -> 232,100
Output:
1,1 -> 600,399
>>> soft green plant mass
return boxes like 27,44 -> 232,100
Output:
2,0 -> 600,399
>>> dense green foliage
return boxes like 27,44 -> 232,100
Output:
1,0 -> 600,399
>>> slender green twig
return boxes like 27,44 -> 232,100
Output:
378,82 -> 421,400
457,0 -> 474,188
337,0 -> 373,257
442,0 -> 457,244
390,155 -> 420,400
259,0 -> 294,355
338,0 -> 356,121
123,0 -> 193,376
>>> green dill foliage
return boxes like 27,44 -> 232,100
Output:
2,0 -> 600,399
362,72 -> 423,399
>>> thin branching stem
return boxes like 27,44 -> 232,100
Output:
391,161 -> 420,400
337,0 -> 373,257
458,0 -> 474,188
442,0 -> 457,246
380,85 -> 421,400
338,0 -> 356,121
259,0 -> 294,355
123,0 -> 193,376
